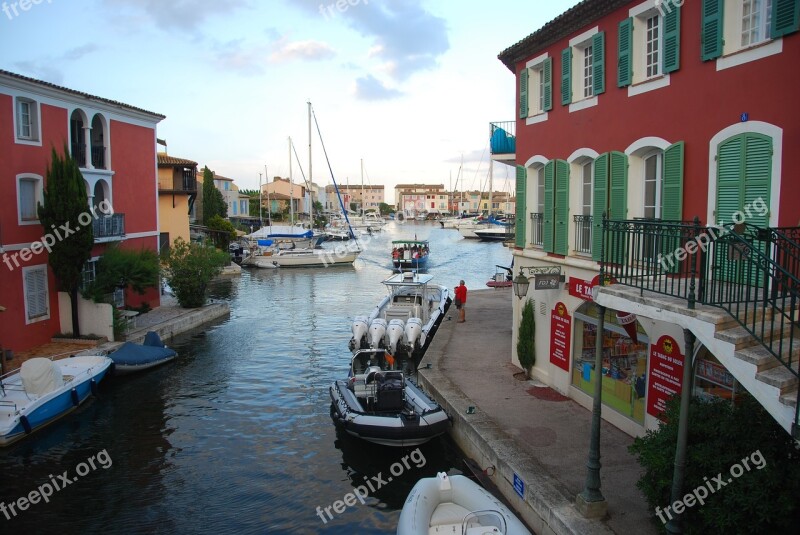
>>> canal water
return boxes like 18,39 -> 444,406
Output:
0,221 -> 513,534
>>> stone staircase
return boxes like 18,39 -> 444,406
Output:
596,284 -> 799,436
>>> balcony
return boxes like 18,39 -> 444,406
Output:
574,215 -> 593,255
93,213 -> 125,242
71,142 -> 87,167
91,145 -> 106,170
530,213 -> 543,246
490,121 -> 516,163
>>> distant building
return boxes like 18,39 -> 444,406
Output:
395,184 -> 448,214
157,153 -> 197,249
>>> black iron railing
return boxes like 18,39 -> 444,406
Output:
490,121 -> 516,155
71,142 -> 86,167
574,214 -> 592,255
91,145 -> 106,169
599,216 -> 800,436
182,168 -> 197,192
530,213 -> 543,246
93,214 -> 125,239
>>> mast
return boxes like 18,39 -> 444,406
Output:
265,164 -> 271,231
488,123 -> 494,217
308,100 -> 313,230
258,172 -> 263,227
460,153 -> 464,214
361,158 -> 364,222
289,136 -> 294,226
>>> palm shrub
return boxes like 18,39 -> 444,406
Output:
83,244 -> 159,303
161,238 -> 228,308
516,299 -> 536,378
629,395 -> 800,533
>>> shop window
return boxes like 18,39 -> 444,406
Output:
573,306 -> 648,423
694,350 -> 740,403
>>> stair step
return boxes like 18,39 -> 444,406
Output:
756,365 -> 799,393
779,389 -> 798,408
715,307 -> 774,331
734,338 -> 800,372
715,320 -> 797,350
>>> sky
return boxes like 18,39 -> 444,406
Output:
0,0 -> 581,203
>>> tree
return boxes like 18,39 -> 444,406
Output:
378,202 -> 392,215
161,238 -> 228,308
83,244 -> 159,304
202,166 -> 226,224
38,147 -> 94,336
206,215 -> 237,250
516,299 -> 536,378
629,395 -> 800,533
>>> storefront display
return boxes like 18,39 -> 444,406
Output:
694,352 -> 739,402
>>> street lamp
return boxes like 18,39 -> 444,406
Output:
512,273 -> 530,299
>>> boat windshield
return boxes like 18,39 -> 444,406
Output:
462,510 -> 507,534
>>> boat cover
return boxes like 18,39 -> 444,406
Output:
20,358 -> 64,396
111,342 -> 176,366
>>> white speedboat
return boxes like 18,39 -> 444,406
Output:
397,473 -> 532,535
0,355 -> 113,446
329,349 -> 449,447
474,225 -> 515,242
254,245 -> 360,268
349,271 -> 450,359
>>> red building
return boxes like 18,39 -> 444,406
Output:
499,0 -> 800,436
0,70 -> 165,353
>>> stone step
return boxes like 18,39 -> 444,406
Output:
714,307 -> 774,331
715,320 -> 798,350
755,364 -> 799,394
734,338 -> 800,372
779,389 -> 798,408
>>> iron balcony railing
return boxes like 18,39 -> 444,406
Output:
91,145 -> 106,169
530,213 -> 544,246
71,142 -> 86,167
93,213 -> 125,240
490,121 -> 516,155
182,169 -> 197,192
574,214 -> 593,255
599,216 -> 800,437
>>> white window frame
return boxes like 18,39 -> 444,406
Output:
14,97 -> 42,146
719,0 -> 783,70
525,52 -> 550,124
17,174 -> 43,226
582,162 -> 594,216
568,27 -> 599,112
645,13 -> 662,78
642,151 -> 664,219
628,0 -> 672,96
23,264 -> 50,324
583,44 -> 595,99
741,0 -> 773,47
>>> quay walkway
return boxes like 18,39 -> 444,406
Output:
417,289 -> 658,535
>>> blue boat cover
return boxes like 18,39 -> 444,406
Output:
143,331 -> 165,347
111,341 -> 176,366
257,239 -> 274,246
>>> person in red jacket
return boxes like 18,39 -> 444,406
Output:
454,280 -> 467,323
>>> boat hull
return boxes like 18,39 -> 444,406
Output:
255,249 -> 360,268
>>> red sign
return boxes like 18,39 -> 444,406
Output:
550,302 -> 572,372
569,277 -> 594,302
646,335 -> 684,419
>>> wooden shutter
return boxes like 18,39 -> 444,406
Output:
592,154 -> 609,261
519,68 -> 529,119
618,18 -> 633,87
742,134 -> 772,228
554,160 -> 570,255
561,47 -> 572,105
662,142 -> 685,221
543,58 -> 553,112
592,32 -> 606,95
515,165 -> 527,248
25,267 -> 48,319
701,0 -> 725,61
771,0 -> 800,38
663,4 -> 681,73
608,152 -> 628,263
543,161 -> 555,252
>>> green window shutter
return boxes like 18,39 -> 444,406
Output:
662,142 -> 684,221
701,0 -> 725,61
618,18 -> 633,87
663,4 -> 681,73
554,160 -> 570,255
592,32 -> 606,95
609,152 -> 628,221
592,153 -> 609,261
771,0 -> 800,38
742,134 -> 772,229
561,47 -> 572,105
515,165 -> 527,248
543,57 -> 553,111
543,161 -> 555,252
716,135 -> 744,225
519,68 -> 529,119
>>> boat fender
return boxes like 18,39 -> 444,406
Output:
20,414 -> 32,434
71,387 -> 80,407
90,378 -> 98,397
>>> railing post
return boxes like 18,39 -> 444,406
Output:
688,217 -> 700,310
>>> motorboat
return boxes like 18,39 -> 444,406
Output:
486,265 -> 513,288
253,244 -> 361,268
474,217 -> 515,242
245,224 -> 324,250
109,332 -> 177,374
0,355 -> 113,446
329,349 -> 450,447
350,271 -> 450,359
392,240 -> 430,271
397,472 -> 532,535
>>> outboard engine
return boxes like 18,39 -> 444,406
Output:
386,319 -> 405,356
368,318 -> 387,349
351,316 -> 369,350
403,317 -> 423,352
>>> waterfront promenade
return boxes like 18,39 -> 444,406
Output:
418,289 -> 658,535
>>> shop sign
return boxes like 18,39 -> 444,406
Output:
646,335 -> 684,419
535,274 -> 561,290
697,359 -> 735,388
568,277 -> 594,301
550,302 -> 572,372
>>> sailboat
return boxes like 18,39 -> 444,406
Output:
257,103 -> 361,268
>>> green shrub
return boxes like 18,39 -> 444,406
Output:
83,244 -> 160,303
516,299 -> 535,377
629,395 -> 800,533
161,237 -> 228,308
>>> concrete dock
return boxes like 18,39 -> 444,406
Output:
418,289 -> 658,535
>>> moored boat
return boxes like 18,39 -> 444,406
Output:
0,355 -> 113,446
254,245 -> 361,268
397,472 -> 532,535
109,332 -> 177,374
392,240 -> 430,271
486,265 -> 513,288
329,349 -> 450,447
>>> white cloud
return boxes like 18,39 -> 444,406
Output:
269,38 -> 336,63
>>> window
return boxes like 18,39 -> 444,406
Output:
583,45 -> 594,98
741,0 -> 773,46
643,153 -> 663,219
537,167 -> 546,216
562,28 -> 605,109
15,97 -> 40,142
645,14 -> 662,77
620,1 -> 681,91
23,265 -> 50,323
582,163 -> 593,216
520,56 -> 552,120
81,260 -> 98,291
17,175 -> 42,224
